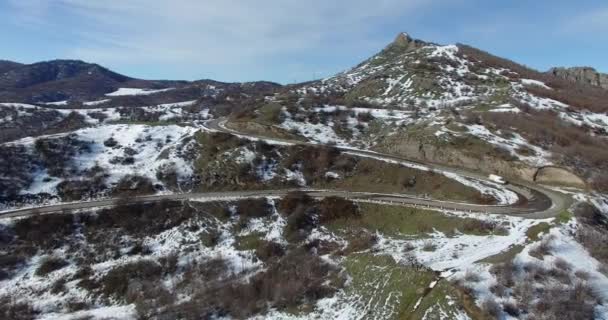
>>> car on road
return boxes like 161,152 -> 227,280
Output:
489,174 -> 507,185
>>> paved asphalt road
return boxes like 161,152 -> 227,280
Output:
0,119 -> 570,220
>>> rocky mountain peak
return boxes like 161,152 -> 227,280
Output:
388,32 -> 426,52
393,32 -> 413,45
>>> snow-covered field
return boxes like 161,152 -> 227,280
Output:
19,124 -> 198,196
456,219 -> 608,319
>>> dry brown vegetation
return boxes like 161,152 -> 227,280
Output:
574,203 -> 608,267
0,296 -> 37,320
458,44 -> 608,113
83,200 -> 194,238
318,196 -> 360,223
460,260 -> 599,319
112,175 -> 157,196
35,256 -> 69,276
480,109 -> 608,189
1,196 -> 356,319
278,192 -> 361,242
236,198 -> 273,218
139,247 -> 342,319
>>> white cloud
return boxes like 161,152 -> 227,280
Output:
3,0 -> 447,81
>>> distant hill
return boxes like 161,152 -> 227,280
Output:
0,60 -> 23,74
0,59 -> 184,103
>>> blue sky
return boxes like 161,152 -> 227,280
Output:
0,0 -> 605,84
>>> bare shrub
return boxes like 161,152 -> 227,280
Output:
164,248 -> 342,319
103,137 -> 118,148
112,175 -> 156,196
100,259 -> 163,302
236,198 -> 273,218
0,296 -> 38,320
318,197 -> 360,223
529,238 -> 552,260
490,261 -> 515,288
422,241 -> 437,252
283,146 -> 341,182
554,257 -> 572,271
573,202 -> 606,227
482,110 -> 608,183
84,200 -> 193,237
490,283 -> 507,297
575,270 -> 590,281
503,301 -> 520,317
464,270 -> 482,283
576,224 -> 608,266
50,278 -> 67,295
13,213 -> 75,249
461,219 -> 504,235
255,241 -> 285,261
356,111 -> 375,122
278,191 -> 314,215
532,282 -> 597,319
591,173 -> 608,194
284,204 -> 317,242
128,242 -> 152,256
344,232 -> 378,254
35,256 -> 68,276
481,298 -> 501,318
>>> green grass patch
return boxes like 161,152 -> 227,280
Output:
314,158 -> 485,203
526,222 -> 552,242
555,210 -> 573,224
342,253 -> 471,319
256,102 -> 283,125
234,233 -> 264,251
328,203 -> 505,238
479,245 -> 524,264
343,253 -> 435,319
409,280 -> 475,320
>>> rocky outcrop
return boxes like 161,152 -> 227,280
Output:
534,166 -> 586,188
374,134 -> 539,182
548,67 -> 608,89
390,32 -> 427,52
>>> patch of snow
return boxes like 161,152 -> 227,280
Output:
284,168 -> 307,186
377,212 -> 548,272
38,305 -> 136,320
83,99 -> 111,106
105,87 -> 174,97
464,124 -> 552,167
40,100 -> 68,106
521,79 -> 552,90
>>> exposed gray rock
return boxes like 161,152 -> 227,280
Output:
548,67 -> 608,89
390,32 -> 427,52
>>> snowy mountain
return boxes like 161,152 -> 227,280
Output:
261,33 -> 608,190
1,33 -> 608,320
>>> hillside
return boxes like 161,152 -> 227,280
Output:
0,60 -> 281,105
1,33 -> 608,320
232,33 -> 608,192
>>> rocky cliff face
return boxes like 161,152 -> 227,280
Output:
548,67 -> 608,89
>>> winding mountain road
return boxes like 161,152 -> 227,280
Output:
0,118 -> 570,220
